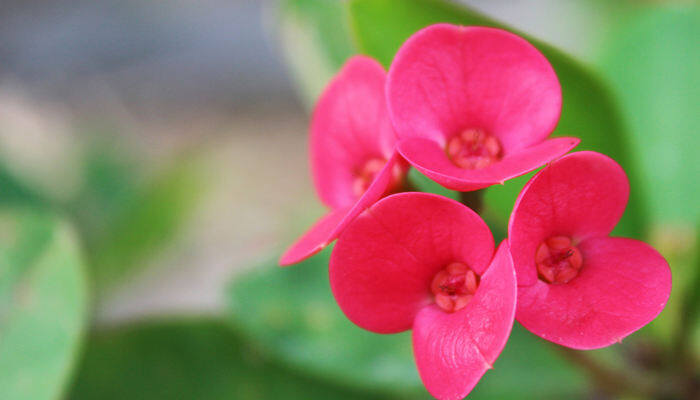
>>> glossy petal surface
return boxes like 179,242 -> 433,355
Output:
516,237 -> 671,349
509,151 -> 630,285
312,55 -> 398,208
387,24 -> 561,153
398,137 -> 578,191
412,242 -> 517,400
330,192 -> 494,334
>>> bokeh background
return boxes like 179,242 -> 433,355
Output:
0,0 -> 697,399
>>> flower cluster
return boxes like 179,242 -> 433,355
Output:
280,24 -> 671,400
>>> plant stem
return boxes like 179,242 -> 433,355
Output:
670,227 -> 700,396
459,190 -> 483,214
554,346 -> 655,398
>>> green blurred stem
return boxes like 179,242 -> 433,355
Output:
555,346 -> 654,397
459,190 -> 483,214
671,228 -> 700,372
401,178 -> 418,193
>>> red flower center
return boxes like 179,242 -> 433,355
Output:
430,262 -> 480,313
352,158 -> 386,197
352,157 -> 405,198
535,236 -> 583,284
446,129 -> 502,170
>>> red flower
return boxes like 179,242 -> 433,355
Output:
386,24 -> 579,191
508,151 -> 672,349
280,56 -> 408,266
330,192 -> 516,400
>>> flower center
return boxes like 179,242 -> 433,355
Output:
352,158 -> 386,197
535,236 -> 583,284
446,129 -> 502,170
430,262 -> 480,313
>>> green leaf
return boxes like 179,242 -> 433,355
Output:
407,168 -> 458,200
67,319 -> 393,400
348,0 -> 647,238
87,155 -> 206,292
277,0 -> 357,107
0,165 -> 50,208
0,209 -> 89,400
227,249 -> 422,396
599,6 -> 699,225
596,5 -> 699,349
470,324 -> 587,399
227,250 -> 587,398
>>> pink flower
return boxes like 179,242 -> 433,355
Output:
386,24 -> 579,191
508,151 -> 672,349
330,192 -> 516,400
280,56 -> 408,266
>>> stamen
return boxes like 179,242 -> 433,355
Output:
535,236 -> 584,284
430,262 -> 480,312
445,129 -> 502,170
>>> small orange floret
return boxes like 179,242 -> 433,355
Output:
445,129 -> 502,170
535,236 -> 584,284
431,262 -> 480,312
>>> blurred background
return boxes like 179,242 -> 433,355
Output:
0,0 -> 697,399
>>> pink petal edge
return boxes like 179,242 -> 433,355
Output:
279,206 -> 352,266
516,237 -> 671,349
397,137 -> 579,191
312,55 -> 398,209
508,151 -> 630,286
280,152 -> 404,266
330,192 -> 494,334
412,242 -> 517,400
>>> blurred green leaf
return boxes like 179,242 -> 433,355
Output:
227,250 -> 587,399
471,324 -> 587,399
597,5 -> 699,351
407,168 -> 458,200
88,155 -> 206,292
227,249 -> 422,397
599,6 -> 699,225
0,209 -> 88,400
347,0 -> 647,238
277,0 -> 357,107
68,319 -> 392,400
76,137 -> 139,226
0,165 -> 50,208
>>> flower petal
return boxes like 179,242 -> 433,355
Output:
312,55 -> 398,208
397,137 -> 578,191
279,207 -> 352,266
516,237 -> 671,349
387,24 -> 561,153
412,242 -> 517,400
329,192 -> 494,334
280,152 -> 405,266
509,151 -> 630,286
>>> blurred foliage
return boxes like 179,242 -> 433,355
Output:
227,248 -> 588,399
0,209 -> 88,400
407,169 -> 458,201
599,5 -> 699,226
76,147 -> 206,292
67,318 -> 393,400
277,0 -> 355,107
597,4 -> 699,359
0,130 -> 207,295
0,165 -> 50,209
0,127 -> 206,397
